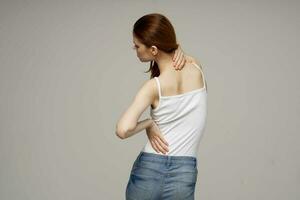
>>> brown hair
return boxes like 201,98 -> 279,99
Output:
133,13 -> 178,78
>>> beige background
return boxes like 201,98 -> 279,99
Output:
1,0 -> 299,199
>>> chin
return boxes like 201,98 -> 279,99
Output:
139,58 -> 150,62
138,57 -> 145,62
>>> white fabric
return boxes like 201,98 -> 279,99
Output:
142,63 -> 208,157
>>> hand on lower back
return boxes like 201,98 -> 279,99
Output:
146,120 -> 169,154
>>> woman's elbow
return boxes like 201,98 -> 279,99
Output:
115,124 -> 128,139
116,119 -> 136,139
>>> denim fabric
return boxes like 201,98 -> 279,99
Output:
126,151 -> 198,200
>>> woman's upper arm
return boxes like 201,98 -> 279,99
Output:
116,79 -> 156,133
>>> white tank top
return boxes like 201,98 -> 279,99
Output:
142,62 -> 208,157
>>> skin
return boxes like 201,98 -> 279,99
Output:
116,35 -> 197,155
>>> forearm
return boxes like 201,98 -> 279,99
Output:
124,118 -> 153,139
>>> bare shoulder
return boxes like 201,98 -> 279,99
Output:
185,55 -> 208,90
137,78 -> 157,98
184,56 -> 206,85
185,55 -> 203,70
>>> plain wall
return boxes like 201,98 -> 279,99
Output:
0,0 -> 299,199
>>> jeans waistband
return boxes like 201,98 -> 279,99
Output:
137,151 -> 197,165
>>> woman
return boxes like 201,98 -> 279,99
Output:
116,13 -> 208,200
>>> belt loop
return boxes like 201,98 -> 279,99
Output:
167,155 -> 171,167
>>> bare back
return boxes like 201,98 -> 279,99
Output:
151,61 -> 207,109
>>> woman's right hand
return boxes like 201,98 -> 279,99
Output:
146,120 -> 169,154
173,44 -> 197,70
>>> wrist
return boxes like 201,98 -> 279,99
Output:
146,118 -> 153,129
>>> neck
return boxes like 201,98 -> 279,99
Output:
154,51 -> 176,75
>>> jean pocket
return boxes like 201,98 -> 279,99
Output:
175,177 -> 197,199
176,170 -> 198,184
126,173 -> 153,200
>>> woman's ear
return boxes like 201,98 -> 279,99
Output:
150,45 -> 158,56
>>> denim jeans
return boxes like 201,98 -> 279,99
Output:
125,151 -> 198,200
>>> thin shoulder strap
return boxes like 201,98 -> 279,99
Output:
191,62 -> 207,90
154,77 -> 161,97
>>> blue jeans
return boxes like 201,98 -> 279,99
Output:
126,151 -> 198,200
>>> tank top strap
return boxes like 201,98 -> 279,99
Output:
191,62 -> 207,90
154,77 -> 161,97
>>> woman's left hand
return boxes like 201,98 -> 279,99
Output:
172,44 -> 187,70
146,120 -> 169,154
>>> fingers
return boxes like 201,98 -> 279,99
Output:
156,134 -> 169,147
150,139 -> 160,153
174,48 -> 185,70
150,137 -> 169,154
173,48 -> 181,70
155,136 -> 169,153
175,51 -> 184,70
150,138 -> 166,154
155,136 -> 169,152
173,48 -> 178,63
156,135 -> 169,153
178,53 -> 186,70
153,139 -> 168,154
175,50 -> 183,70
147,122 -> 170,154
